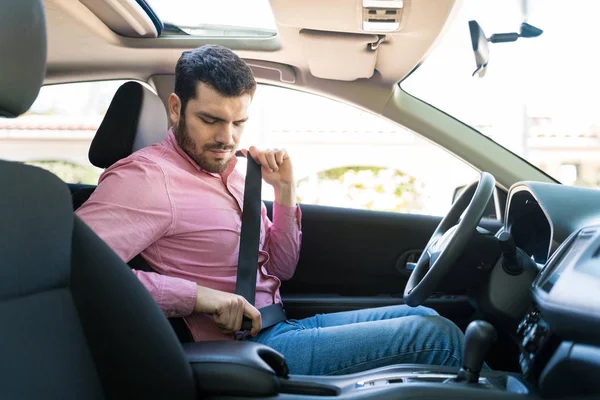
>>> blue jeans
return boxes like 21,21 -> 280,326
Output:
249,305 -> 464,376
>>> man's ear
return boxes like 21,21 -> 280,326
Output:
168,93 -> 182,126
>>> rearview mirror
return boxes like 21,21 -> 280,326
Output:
469,17 -> 543,79
469,20 -> 489,78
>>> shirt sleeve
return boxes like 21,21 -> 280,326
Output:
76,155 -> 197,317
261,202 -> 302,280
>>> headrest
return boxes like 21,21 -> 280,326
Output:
0,161 -> 73,300
89,81 -> 168,169
0,0 -> 47,118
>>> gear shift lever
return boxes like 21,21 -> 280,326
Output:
455,320 -> 497,383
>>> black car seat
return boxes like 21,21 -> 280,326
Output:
70,80 -> 168,209
0,1 -> 196,398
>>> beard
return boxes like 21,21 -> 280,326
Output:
173,115 -> 235,173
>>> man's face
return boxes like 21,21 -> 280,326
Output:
169,82 -> 251,173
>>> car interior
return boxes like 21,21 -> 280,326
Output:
2,0 -> 600,399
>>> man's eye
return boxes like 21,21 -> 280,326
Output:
234,121 -> 246,127
201,117 -> 216,125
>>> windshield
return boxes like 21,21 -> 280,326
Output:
402,0 -> 600,189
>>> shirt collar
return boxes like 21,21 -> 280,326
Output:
164,127 -> 237,179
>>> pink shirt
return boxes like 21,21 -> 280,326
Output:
76,129 -> 302,341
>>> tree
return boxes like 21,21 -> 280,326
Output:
25,160 -> 100,184
297,166 -> 424,213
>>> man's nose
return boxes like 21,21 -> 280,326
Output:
215,123 -> 234,145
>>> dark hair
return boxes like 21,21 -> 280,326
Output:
174,45 -> 256,112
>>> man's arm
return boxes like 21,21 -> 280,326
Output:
248,147 -> 302,280
77,155 -> 262,335
76,156 -> 198,318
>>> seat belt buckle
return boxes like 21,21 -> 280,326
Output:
234,330 -> 250,341
234,317 -> 254,340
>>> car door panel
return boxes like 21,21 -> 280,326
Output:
280,294 -> 473,328
265,202 -> 503,326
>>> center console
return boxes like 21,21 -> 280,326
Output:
523,226 -> 600,398
282,365 -> 530,399
184,320 -> 531,399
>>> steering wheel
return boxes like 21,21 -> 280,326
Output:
403,172 -> 496,307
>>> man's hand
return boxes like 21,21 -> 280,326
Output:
247,146 -> 296,207
195,285 -> 262,336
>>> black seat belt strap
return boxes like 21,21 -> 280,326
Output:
234,154 -> 262,305
234,153 -> 287,338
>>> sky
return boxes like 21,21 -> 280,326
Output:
403,0 -> 600,127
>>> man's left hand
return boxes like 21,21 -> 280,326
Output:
247,146 -> 296,207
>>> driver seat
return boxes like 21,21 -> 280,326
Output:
0,0 -> 196,398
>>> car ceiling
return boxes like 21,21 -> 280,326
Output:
40,0 -> 559,189
43,0 -> 455,98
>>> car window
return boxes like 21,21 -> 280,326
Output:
0,80 -> 131,184
240,85 -> 479,216
2,80 -> 478,216
401,0 -> 600,189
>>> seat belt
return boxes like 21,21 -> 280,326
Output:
235,153 -> 287,339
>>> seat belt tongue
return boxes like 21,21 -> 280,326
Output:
235,319 -> 252,341
241,318 -> 253,332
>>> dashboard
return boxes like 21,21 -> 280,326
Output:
532,224 -> 600,341
503,182 -> 600,397
506,182 -> 600,264
505,190 -> 552,264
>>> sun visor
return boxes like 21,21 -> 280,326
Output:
80,0 -> 161,38
299,30 -> 379,81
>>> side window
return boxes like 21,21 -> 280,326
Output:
0,80 -> 131,184
241,85 -> 479,216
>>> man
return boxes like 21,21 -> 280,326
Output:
77,45 -> 464,376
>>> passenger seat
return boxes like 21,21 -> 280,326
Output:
70,81 -> 168,209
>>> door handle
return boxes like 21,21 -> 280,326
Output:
395,250 -> 422,276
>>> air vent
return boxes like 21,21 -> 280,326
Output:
591,232 -> 600,258
579,227 -> 597,238
567,228 -> 597,257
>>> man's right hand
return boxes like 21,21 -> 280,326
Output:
195,286 -> 262,337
